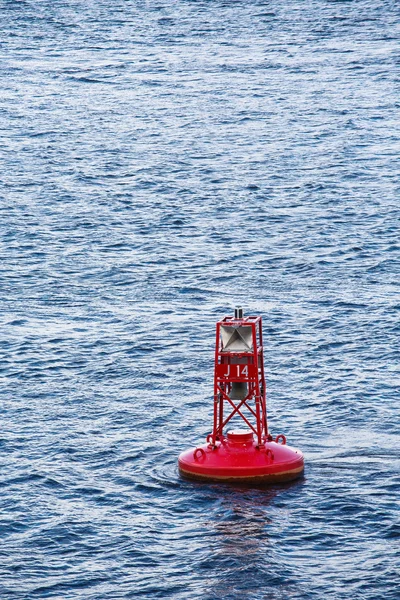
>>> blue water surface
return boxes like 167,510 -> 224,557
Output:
0,1 -> 399,598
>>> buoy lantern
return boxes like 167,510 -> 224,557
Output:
178,309 -> 304,484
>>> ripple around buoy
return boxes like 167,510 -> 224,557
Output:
148,461 -> 183,489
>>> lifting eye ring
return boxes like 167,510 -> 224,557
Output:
275,434 -> 287,445
193,448 -> 206,460
265,448 -> 274,461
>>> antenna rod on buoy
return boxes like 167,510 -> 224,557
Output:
178,309 -> 305,484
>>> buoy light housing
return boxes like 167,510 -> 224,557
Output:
178,309 -> 304,484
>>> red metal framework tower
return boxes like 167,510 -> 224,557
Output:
211,309 -> 268,447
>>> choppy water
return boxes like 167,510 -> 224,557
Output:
1,0 -> 399,598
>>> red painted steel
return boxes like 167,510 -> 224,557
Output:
211,314 -> 266,447
178,311 -> 304,483
178,434 -> 304,483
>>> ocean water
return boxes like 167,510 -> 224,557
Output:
1,0 -> 399,598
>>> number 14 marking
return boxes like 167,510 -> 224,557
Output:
223,365 -> 249,377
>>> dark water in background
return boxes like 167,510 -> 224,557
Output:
1,0 -> 399,598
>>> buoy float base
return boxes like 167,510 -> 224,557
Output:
178,430 -> 304,485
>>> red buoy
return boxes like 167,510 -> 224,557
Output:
178,309 -> 304,484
